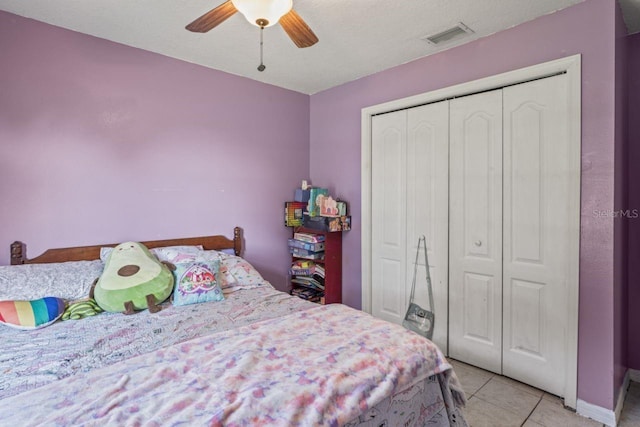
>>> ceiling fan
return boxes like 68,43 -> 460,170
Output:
186,0 -> 319,49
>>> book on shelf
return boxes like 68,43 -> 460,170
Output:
287,238 -> 325,252
293,232 -> 325,243
291,270 -> 325,283
291,259 -> 314,268
291,277 -> 325,290
291,287 -> 322,297
290,247 -> 325,260
290,270 -> 325,283
289,267 -> 312,276
289,267 -> 325,278
289,260 -> 325,277
290,287 -> 323,302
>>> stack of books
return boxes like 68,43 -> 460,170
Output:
290,286 -> 324,303
288,232 -> 325,260
289,233 -> 326,302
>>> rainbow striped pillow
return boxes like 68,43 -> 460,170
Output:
0,297 -> 66,330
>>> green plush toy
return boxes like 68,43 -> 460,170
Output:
62,298 -> 103,320
93,242 -> 174,314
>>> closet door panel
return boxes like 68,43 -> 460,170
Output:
371,111 -> 408,325
407,101 -> 449,352
449,90 -> 503,373
502,74 -> 573,396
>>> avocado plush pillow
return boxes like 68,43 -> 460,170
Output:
0,297 -> 65,330
172,257 -> 224,306
94,242 -> 174,313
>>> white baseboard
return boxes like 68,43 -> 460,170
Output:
576,370 -> 631,427
577,399 -> 616,426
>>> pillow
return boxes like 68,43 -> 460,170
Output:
172,257 -> 224,306
207,252 -> 273,293
198,251 -> 237,289
143,249 -> 271,293
0,297 -> 65,330
94,242 -> 174,313
99,245 -> 204,263
152,245 -> 204,262
159,250 -> 236,290
0,261 -> 104,302
218,248 -> 237,255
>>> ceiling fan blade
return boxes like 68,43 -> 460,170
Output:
279,9 -> 318,48
186,0 -> 237,33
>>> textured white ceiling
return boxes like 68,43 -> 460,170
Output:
1,0 -> 638,94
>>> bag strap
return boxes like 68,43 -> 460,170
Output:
408,235 -> 435,313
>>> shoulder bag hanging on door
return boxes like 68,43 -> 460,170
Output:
402,235 -> 435,340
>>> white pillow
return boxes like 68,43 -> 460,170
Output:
201,251 -> 273,292
151,245 -> 204,262
0,260 -> 104,301
99,245 -> 203,263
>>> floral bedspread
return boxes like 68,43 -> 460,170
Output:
0,304 -> 465,426
0,286 -> 316,399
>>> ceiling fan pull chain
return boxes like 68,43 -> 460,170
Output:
257,25 -> 266,72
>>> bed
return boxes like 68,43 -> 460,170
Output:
0,227 -> 466,426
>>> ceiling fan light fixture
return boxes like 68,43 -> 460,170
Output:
231,0 -> 292,27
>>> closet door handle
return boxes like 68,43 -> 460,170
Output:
474,240 -> 482,247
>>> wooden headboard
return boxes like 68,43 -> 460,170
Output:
10,227 -> 243,265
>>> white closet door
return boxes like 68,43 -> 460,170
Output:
449,90 -> 503,373
407,102 -> 449,351
502,74 -> 574,396
371,111 -> 408,325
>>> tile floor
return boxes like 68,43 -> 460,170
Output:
450,358 -> 640,427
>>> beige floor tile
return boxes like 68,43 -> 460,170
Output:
620,399 -> 640,422
619,381 -> 640,426
463,396 -> 527,427
542,392 -> 564,405
491,375 -> 545,399
624,385 -> 640,404
475,377 -> 541,418
619,410 -> 640,427
528,398 -> 602,427
446,361 -> 640,427
621,396 -> 640,417
449,359 -> 494,398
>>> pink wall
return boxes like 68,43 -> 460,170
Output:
310,0 -> 620,410
627,33 -> 640,369
0,11 -> 310,291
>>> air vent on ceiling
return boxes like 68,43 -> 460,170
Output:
422,22 -> 474,45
